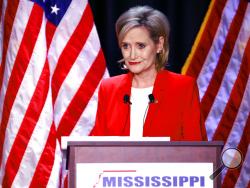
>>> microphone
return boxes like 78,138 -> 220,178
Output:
143,94 -> 157,125
123,94 -> 132,104
122,94 -> 131,135
148,94 -> 156,104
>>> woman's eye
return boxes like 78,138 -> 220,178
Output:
137,43 -> 146,49
121,43 -> 129,49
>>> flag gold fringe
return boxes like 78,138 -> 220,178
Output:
181,0 -> 215,75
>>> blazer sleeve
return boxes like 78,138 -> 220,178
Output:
182,79 -> 208,141
90,82 -> 106,136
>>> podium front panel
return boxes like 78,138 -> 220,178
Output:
67,141 -> 223,188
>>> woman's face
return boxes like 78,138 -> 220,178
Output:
120,27 -> 163,76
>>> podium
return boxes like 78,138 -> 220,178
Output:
66,140 -> 223,188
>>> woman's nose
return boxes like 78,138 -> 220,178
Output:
130,47 -> 137,60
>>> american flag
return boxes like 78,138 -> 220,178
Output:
182,0 -> 250,187
0,0 -> 108,187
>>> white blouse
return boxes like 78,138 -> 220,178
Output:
130,86 -> 153,137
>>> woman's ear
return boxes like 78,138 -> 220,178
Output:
157,36 -> 164,53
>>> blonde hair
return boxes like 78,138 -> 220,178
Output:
116,6 -> 170,70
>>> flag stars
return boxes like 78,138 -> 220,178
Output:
51,4 -> 60,15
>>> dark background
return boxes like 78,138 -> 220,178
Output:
89,0 -> 211,76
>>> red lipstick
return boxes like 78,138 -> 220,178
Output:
128,61 -> 141,65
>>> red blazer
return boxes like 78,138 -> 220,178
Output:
91,70 -> 207,141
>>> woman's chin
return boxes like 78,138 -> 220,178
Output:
128,68 -> 143,74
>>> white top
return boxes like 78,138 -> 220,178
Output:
130,86 -> 153,137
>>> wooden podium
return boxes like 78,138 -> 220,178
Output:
66,141 -> 223,188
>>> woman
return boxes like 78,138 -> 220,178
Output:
91,6 -> 207,141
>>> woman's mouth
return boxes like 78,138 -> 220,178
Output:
128,61 -> 141,65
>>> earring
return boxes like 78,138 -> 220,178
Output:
157,49 -> 162,54
117,58 -> 125,63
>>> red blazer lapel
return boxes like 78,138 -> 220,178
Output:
115,73 -> 133,135
143,70 -> 167,135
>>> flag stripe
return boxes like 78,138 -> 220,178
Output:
56,49 -> 106,140
0,0 -> 3,21
12,87 -> 53,187
1,9 -> 47,187
235,144 -> 250,188
183,0 -> 227,77
45,21 -> 56,50
0,3 -> 42,168
0,0 -> 19,91
197,0 -> 241,100
213,38 -> 250,140
53,25 -> 101,127
221,76 -> 250,182
222,115 -> 250,188
70,80 -> 100,136
0,1 -> 33,123
200,0 -> 247,120
205,4 -> 250,140
0,0 -> 21,122
29,123 -> 57,187
0,0 -> 7,67
47,141 -> 61,187
2,9 -> 47,184
2,54 -> 49,187
51,3 -> 93,104
47,0 -> 88,74
0,2 -> 45,185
